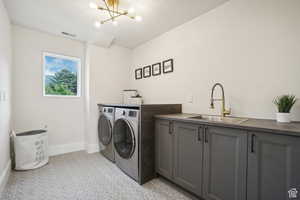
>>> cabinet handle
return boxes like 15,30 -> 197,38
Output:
251,134 -> 256,153
204,127 -> 208,143
172,122 -> 174,134
169,122 -> 173,134
197,127 -> 202,141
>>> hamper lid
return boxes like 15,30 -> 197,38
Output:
17,130 -> 47,136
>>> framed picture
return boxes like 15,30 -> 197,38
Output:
143,65 -> 151,78
152,63 -> 161,76
135,68 -> 143,80
43,52 -> 81,97
163,59 -> 174,74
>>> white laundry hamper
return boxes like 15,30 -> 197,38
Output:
13,130 -> 49,170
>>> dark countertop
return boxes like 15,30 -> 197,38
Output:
98,103 -> 141,109
155,113 -> 300,137
98,103 -> 182,109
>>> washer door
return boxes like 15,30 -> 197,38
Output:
113,119 -> 136,159
98,115 -> 112,146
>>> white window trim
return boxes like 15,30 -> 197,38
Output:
42,52 -> 82,98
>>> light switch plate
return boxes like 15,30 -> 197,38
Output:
3,91 -> 6,101
187,95 -> 193,103
0,90 -> 7,102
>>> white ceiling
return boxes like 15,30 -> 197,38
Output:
4,0 -> 228,49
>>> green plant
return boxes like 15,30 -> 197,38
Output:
273,95 -> 297,113
45,69 -> 77,96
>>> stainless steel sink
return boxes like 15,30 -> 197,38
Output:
189,115 -> 248,124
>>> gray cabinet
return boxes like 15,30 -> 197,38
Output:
155,120 -> 173,180
155,120 -> 204,196
203,126 -> 248,200
247,132 -> 300,200
173,122 -> 204,196
155,118 -> 300,200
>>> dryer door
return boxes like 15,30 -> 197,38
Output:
98,115 -> 112,146
113,119 -> 136,159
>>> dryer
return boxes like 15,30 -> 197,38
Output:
113,108 -> 139,181
98,106 -> 115,162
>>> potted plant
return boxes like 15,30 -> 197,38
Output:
273,95 -> 297,123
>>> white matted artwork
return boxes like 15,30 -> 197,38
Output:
135,68 -> 143,80
143,65 -> 151,78
162,59 -> 174,74
152,63 -> 161,76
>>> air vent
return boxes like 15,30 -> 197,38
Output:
61,32 -> 76,38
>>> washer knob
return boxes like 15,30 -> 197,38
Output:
122,111 -> 126,115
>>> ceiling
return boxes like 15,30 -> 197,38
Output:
4,0 -> 228,49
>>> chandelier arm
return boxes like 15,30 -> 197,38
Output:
114,2 -> 116,18
126,15 -> 135,19
103,0 -> 114,20
97,0 -> 136,24
98,6 -> 128,15
112,2 -> 114,18
101,13 -> 125,24
116,3 -> 118,18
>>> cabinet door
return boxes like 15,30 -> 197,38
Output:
203,127 -> 247,200
173,122 -> 204,196
247,132 -> 300,200
155,120 -> 173,180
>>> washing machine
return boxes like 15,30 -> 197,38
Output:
98,106 -> 115,162
113,108 -> 139,181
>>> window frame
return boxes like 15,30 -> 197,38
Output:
42,52 -> 82,98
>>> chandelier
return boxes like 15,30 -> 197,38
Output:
89,0 -> 142,27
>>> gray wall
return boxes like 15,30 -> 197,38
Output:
12,25 -> 86,155
0,0 -> 12,191
131,0 -> 300,121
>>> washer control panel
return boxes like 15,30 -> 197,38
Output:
128,111 -> 137,117
102,107 -> 114,113
115,108 -> 139,120
100,107 -> 115,123
107,108 -> 114,113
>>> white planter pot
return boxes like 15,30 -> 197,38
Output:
276,113 -> 291,123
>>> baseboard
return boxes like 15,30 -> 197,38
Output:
0,160 -> 11,195
86,143 -> 99,154
49,143 -> 85,156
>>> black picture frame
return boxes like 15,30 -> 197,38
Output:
152,63 -> 161,76
135,68 -> 143,80
143,65 -> 151,78
163,59 -> 174,74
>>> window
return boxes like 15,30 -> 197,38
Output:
43,52 -> 81,97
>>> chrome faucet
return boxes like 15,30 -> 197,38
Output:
210,83 -> 231,117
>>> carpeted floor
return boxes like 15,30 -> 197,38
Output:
0,151 -> 195,200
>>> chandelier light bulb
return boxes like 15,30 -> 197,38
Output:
135,16 -> 142,22
94,21 -> 101,28
128,7 -> 135,14
112,20 -> 118,26
89,2 -> 98,9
